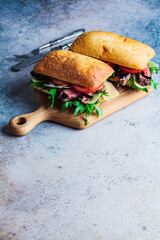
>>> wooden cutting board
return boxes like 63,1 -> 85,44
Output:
9,86 -> 153,136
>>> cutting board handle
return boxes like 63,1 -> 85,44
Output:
9,107 -> 49,136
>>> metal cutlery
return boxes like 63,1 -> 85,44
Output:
14,29 -> 85,59
11,42 -> 73,72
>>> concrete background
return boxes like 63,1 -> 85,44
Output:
0,0 -> 160,239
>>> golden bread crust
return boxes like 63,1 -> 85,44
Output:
70,31 -> 156,70
33,50 -> 114,89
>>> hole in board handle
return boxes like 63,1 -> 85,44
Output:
16,117 -> 26,125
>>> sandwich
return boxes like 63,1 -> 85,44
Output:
70,31 -> 159,92
29,50 -> 119,124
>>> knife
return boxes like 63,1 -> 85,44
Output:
11,42 -> 73,72
14,28 -> 85,58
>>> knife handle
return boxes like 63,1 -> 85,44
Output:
40,28 -> 85,49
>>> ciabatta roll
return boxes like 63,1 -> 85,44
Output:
33,49 -> 114,89
70,31 -> 155,69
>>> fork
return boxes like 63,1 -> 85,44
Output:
11,42 -> 73,72
14,29 -> 85,59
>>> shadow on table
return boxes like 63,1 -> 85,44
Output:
1,124 -> 13,137
2,76 -> 38,137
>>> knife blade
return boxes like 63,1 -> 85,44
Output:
11,42 -> 72,72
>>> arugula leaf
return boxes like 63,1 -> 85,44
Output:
148,65 -> 159,90
148,62 -> 159,89
29,80 -> 46,88
29,82 -> 39,87
149,66 -> 160,75
149,79 -> 158,90
96,98 -> 101,104
85,111 -> 90,125
107,72 -> 115,81
28,80 -> 33,85
72,101 -> 86,116
48,89 -> 57,108
97,89 -> 109,97
112,72 -> 116,78
64,44 -> 70,48
94,105 -> 103,116
143,88 -> 148,93
85,104 -> 94,114
49,89 -> 57,95
29,80 -> 58,107
61,101 -> 73,112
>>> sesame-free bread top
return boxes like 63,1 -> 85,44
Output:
33,50 -> 114,89
70,31 -> 156,70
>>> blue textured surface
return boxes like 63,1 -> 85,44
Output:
0,0 -> 160,239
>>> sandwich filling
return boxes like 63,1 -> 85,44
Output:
29,71 -> 118,124
107,61 -> 159,92
31,71 -> 104,104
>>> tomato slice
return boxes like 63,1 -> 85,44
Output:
72,83 -> 103,93
119,65 -> 145,73
142,65 -> 151,77
104,61 -> 115,67
52,78 -> 69,85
